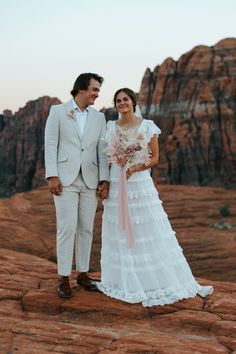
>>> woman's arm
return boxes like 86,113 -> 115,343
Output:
127,134 -> 159,178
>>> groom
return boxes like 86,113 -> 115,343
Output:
45,73 -> 109,298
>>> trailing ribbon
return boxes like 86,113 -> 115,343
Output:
118,168 -> 135,247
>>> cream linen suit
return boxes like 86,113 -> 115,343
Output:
45,99 -> 109,275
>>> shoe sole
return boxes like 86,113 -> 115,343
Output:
77,282 -> 98,292
56,290 -> 72,299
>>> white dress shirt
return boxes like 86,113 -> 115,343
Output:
72,100 -> 88,137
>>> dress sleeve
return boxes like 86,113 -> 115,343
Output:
146,120 -> 161,142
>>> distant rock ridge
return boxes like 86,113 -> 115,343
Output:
0,38 -> 235,197
138,37 -> 236,187
0,96 -> 60,197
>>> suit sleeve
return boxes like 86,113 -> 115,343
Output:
97,114 -> 110,182
44,106 -> 59,179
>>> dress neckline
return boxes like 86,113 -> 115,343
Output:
115,119 -> 144,132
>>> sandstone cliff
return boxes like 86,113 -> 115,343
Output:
0,96 -> 60,197
139,38 -> 236,187
0,38 -> 235,198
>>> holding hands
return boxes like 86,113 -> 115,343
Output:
48,177 -> 62,195
97,181 -> 109,200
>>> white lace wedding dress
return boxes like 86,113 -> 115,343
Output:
96,119 -> 213,307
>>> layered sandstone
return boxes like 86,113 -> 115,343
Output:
139,38 -> 236,187
0,248 -> 236,353
0,175 -> 235,353
0,184 -> 235,282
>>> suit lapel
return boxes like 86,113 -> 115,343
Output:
64,99 -> 81,140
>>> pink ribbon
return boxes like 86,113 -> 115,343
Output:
118,168 -> 135,247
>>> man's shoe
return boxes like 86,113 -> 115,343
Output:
76,272 -> 98,291
57,276 -> 72,298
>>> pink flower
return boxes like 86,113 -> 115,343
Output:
105,129 -> 150,170
67,109 -> 75,120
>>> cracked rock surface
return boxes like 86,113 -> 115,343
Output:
0,184 -> 236,353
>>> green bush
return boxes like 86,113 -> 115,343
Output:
220,204 -> 230,218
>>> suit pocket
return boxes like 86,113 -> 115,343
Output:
58,156 -> 68,163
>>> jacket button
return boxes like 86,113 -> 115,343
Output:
81,148 -> 84,151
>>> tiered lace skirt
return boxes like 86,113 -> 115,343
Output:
96,165 -> 213,307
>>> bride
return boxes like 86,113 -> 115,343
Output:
96,87 -> 213,307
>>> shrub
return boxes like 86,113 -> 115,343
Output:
220,204 -> 230,218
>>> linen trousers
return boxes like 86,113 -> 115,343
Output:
53,173 -> 98,276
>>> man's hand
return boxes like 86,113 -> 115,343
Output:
97,181 -> 109,200
48,177 -> 62,195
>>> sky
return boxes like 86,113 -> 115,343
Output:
0,0 -> 235,114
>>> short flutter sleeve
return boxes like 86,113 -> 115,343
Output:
145,120 -> 161,142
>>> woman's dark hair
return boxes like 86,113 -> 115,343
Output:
70,73 -> 104,97
113,88 -> 137,112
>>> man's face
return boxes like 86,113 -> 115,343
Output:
82,78 -> 101,106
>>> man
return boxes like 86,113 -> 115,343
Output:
45,73 -> 109,298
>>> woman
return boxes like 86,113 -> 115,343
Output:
96,88 -> 213,307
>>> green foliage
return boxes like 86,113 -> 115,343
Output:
210,203 -> 234,230
220,204 -> 231,218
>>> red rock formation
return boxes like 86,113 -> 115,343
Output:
0,177 -> 235,352
1,38 -> 235,198
139,38 -> 236,187
0,184 -> 235,282
0,248 -> 236,353
0,96 -> 60,197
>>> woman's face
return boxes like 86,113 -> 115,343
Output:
115,92 -> 134,114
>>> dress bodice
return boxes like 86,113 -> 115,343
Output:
105,119 -> 161,144
105,119 -> 161,183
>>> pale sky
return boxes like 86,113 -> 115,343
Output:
0,0 -> 235,114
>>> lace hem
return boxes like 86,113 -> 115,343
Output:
105,198 -> 162,209
100,263 -> 186,274
95,281 -> 213,307
101,230 -> 177,245
103,212 -> 167,224
101,247 -> 184,266
109,189 -> 158,199
109,175 -> 152,183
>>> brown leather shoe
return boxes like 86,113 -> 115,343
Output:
57,276 -> 72,298
76,272 -> 98,291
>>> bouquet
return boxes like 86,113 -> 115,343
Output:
105,125 -> 150,248
105,128 -> 150,170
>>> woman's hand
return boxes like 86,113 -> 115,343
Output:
126,163 -> 145,179
126,168 -> 133,179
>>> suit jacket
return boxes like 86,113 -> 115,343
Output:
44,99 -> 109,188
